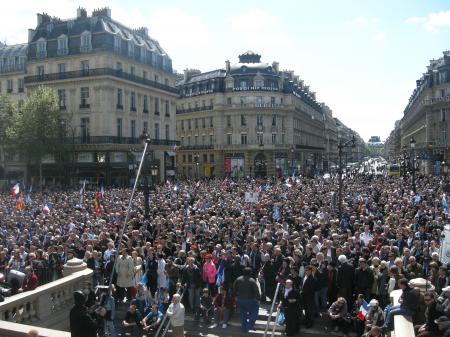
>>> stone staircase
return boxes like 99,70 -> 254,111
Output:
113,301 -> 351,337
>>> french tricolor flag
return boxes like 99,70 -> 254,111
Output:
357,300 -> 369,321
11,183 -> 20,197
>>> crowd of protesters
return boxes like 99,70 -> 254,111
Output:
2,159 -> 450,337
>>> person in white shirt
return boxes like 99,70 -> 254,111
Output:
156,253 -> 167,289
360,225 -> 373,246
167,293 -> 185,337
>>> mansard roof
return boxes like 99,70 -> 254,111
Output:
0,43 -> 28,59
30,11 -> 168,57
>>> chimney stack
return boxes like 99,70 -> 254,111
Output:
272,61 -> 279,73
225,60 -> 230,73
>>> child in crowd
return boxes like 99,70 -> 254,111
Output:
211,286 -> 234,328
200,288 -> 214,323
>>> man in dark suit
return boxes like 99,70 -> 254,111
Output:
301,265 -> 316,328
337,255 -> 355,306
280,279 -> 301,336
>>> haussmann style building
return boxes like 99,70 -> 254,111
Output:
176,51 -> 336,179
0,7 -> 179,186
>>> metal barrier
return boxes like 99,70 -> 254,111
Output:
263,282 -> 281,337
155,286 -> 187,337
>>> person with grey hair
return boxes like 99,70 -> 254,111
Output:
279,279 -> 300,336
337,255 -> 354,306
167,293 -> 185,337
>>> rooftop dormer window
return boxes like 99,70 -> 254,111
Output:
57,35 -> 69,56
128,43 -> 134,58
113,36 -> 121,53
36,39 -> 47,59
80,32 -> 92,53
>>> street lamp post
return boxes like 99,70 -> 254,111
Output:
338,136 -> 356,224
290,146 -> 295,176
141,133 -> 151,219
194,154 -> 199,180
410,138 -> 417,194
442,161 -> 450,193
402,145 -> 408,179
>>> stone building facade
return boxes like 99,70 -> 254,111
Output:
175,51 -> 361,178
399,51 -> 450,174
0,8 -> 178,186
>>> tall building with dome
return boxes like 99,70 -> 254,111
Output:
176,51 -> 329,178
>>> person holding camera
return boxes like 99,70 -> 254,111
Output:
70,290 -> 100,337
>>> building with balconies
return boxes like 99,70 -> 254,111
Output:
0,7 -> 179,186
176,51 -> 327,178
400,51 -> 450,174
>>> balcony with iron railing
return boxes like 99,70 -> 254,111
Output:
179,145 -> 214,150
0,63 -> 25,74
24,68 -> 178,94
66,136 -> 179,146
176,105 -> 214,114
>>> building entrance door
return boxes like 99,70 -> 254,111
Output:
254,153 -> 267,178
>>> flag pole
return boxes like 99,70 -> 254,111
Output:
108,134 -> 150,288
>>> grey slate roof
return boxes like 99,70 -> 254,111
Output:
0,43 -> 28,59
30,14 -> 167,57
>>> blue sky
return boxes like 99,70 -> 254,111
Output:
2,0 -> 450,141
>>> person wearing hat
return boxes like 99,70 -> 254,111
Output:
69,290 -> 99,337
365,299 -> 384,331
279,279 -> 300,336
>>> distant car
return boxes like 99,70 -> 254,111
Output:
323,173 -> 331,179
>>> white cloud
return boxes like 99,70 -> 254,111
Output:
346,16 -> 379,28
405,10 -> 450,32
372,32 -> 385,42
228,10 -> 290,47
147,8 -> 211,56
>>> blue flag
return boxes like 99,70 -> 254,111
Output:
443,197 -> 449,210
273,207 -> 281,221
216,260 -> 225,286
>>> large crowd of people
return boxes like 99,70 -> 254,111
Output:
1,160 -> 450,337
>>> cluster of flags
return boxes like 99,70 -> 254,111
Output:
10,182 -> 50,214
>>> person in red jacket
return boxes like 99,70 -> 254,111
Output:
210,286 -> 234,328
202,254 -> 217,296
20,266 -> 38,292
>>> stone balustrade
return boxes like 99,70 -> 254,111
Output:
0,268 -> 92,331
0,321 -> 70,337
390,289 -> 416,337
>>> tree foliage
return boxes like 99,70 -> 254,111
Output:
0,95 -> 16,146
7,86 -> 62,186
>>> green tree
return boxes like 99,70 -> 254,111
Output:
0,95 -> 16,180
8,86 -> 62,189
